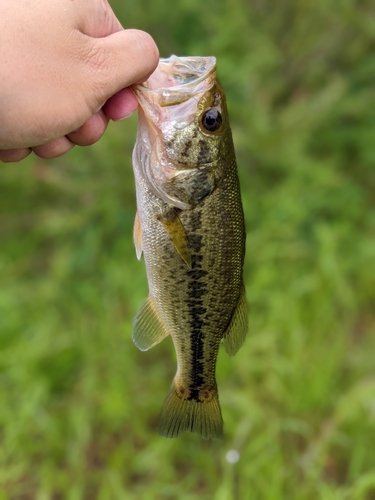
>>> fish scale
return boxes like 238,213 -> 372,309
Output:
131,56 -> 248,439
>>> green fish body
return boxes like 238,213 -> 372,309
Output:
131,56 -> 247,439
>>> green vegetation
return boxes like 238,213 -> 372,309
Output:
1,0 -> 375,498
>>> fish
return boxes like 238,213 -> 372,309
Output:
131,55 -> 248,439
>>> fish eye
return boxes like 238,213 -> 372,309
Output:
201,108 -> 222,133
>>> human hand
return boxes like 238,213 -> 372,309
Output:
0,0 -> 159,163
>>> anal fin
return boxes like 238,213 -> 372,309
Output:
223,286 -> 248,356
132,295 -> 169,351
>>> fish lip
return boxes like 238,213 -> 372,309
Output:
133,55 -> 217,107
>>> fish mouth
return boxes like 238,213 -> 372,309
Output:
133,55 -> 216,107
133,56 -> 218,149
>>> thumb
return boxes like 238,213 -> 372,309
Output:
81,29 -> 159,113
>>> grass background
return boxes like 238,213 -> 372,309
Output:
1,0 -> 375,498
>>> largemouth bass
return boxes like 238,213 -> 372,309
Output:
131,55 -> 247,439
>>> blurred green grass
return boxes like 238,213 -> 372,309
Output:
1,0 -> 375,498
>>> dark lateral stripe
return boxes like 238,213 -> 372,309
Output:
186,209 -> 209,402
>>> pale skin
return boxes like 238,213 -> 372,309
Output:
0,0 -> 159,163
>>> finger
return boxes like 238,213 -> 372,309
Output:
33,136 -> 75,159
0,148 -> 32,163
103,88 -> 138,121
67,109 -> 109,146
83,29 -> 159,113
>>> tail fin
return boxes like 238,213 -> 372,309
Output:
158,384 -> 223,439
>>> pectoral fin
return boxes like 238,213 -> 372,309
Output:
157,209 -> 192,269
223,286 -> 248,356
133,211 -> 143,260
132,295 -> 169,351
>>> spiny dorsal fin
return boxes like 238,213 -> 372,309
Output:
133,211 -> 143,260
157,208 -> 192,269
132,295 -> 169,351
222,286 -> 248,356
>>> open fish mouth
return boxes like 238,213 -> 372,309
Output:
132,55 -> 218,132
135,55 -> 217,106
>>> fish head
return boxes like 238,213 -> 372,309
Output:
132,56 -> 233,209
